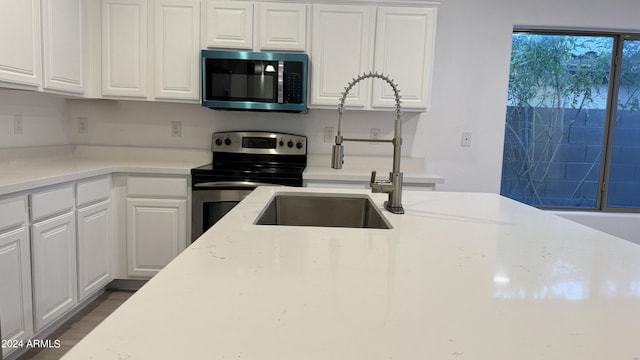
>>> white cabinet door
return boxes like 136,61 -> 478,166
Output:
0,0 -> 42,87
101,0 -> 148,97
372,7 -> 436,110
204,1 -> 253,49
31,212 -> 78,331
258,3 -> 307,52
310,5 -> 374,107
154,0 -> 200,100
0,227 -> 33,359
77,200 -> 112,302
127,198 -> 186,278
41,0 -> 86,94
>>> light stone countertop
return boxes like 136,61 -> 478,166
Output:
0,157 -> 203,195
0,145 -> 210,196
60,186 -> 640,359
0,147 -> 443,196
304,154 -> 444,187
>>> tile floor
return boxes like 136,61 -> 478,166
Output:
18,290 -> 134,360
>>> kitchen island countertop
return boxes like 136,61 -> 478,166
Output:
61,186 -> 640,359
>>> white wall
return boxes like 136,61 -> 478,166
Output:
0,89 -> 70,148
426,0 -> 640,193
66,98 -> 423,158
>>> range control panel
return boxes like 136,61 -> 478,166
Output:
211,131 -> 307,155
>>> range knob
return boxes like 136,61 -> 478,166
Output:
215,138 -> 223,146
296,141 -> 303,149
287,140 -> 294,148
224,138 -> 232,146
279,140 -> 285,147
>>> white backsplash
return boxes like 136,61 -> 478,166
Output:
0,89 -> 70,148
66,97 -> 424,158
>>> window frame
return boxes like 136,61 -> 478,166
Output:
504,28 -> 640,212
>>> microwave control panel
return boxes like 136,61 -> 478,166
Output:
284,62 -> 304,104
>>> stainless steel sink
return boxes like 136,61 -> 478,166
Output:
255,193 -> 392,229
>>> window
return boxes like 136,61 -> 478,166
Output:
501,30 -> 640,210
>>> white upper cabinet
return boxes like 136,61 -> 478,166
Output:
310,4 -> 437,112
41,0 -> 86,94
0,0 -> 88,95
204,1 -> 308,52
154,0 -> 201,100
204,1 -> 254,49
258,3 -> 307,52
0,0 -> 42,88
372,7 -> 436,110
101,0 -> 148,98
310,5 -> 375,108
101,0 -> 200,101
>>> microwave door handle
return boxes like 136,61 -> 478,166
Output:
277,61 -> 284,104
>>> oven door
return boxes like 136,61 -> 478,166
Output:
191,183 -> 255,242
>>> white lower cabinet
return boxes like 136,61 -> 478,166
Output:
77,200 -> 112,301
0,195 -> 32,359
0,226 -> 33,359
31,211 -> 78,332
125,175 -> 188,278
127,198 -> 186,277
76,176 -> 113,301
0,176 -> 115,353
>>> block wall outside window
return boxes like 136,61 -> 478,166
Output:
500,32 -> 640,210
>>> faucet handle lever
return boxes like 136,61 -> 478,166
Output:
370,170 -> 377,185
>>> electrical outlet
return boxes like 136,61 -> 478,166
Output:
461,132 -> 472,147
13,114 -> 23,135
324,126 -> 334,143
171,120 -> 182,137
78,117 -> 89,134
370,128 -> 381,145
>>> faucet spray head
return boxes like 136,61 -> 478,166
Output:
331,144 -> 344,169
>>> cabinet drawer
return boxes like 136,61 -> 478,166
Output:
127,176 -> 188,198
0,195 -> 28,231
77,176 -> 111,207
30,185 -> 74,222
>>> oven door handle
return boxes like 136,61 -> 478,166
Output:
193,181 -> 279,189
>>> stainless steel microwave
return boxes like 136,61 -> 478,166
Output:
201,50 -> 308,112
